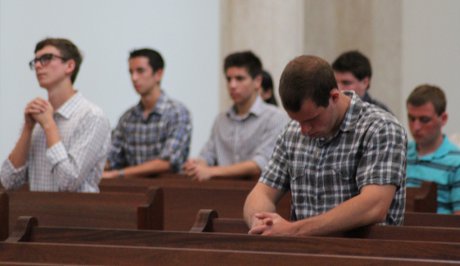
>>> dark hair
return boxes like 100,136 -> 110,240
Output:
332,50 -> 372,82
279,55 -> 337,112
35,38 -> 82,84
129,48 -> 164,73
223,51 -> 262,78
261,70 -> 278,106
406,84 -> 446,116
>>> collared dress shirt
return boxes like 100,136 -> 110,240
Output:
0,92 -> 111,192
108,91 -> 192,173
199,96 -> 289,170
260,91 -> 407,225
407,136 -> 460,214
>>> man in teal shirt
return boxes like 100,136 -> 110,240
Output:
406,84 -> 460,214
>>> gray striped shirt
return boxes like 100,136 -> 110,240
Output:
199,96 -> 289,170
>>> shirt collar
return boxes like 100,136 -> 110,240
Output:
134,90 -> 168,117
55,92 -> 83,119
413,135 -> 454,160
338,90 -> 361,133
227,96 -> 265,120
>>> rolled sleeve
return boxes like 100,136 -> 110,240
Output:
46,141 -> 68,166
159,106 -> 192,172
0,159 -> 28,190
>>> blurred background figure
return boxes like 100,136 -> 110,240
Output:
259,70 -> 278,106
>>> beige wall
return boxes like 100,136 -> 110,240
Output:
220,0 -> 305,111
304,0 -> 403,117
221,0 -> 403,118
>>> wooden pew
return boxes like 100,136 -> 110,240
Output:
0,191 -> 8,241
100,174 -> 256,189
191,209 -> 460,243
6,187 -> 163,233
1,242 -> 448,266
5,216 -> 460,263
100,178 -> 291,231
406,182 -> 437,212
404,212 -> 460,228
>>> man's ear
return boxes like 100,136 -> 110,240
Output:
330,88 -> 340,102
65,59 -> 76,75
362,76 -> 370,90
154,68 -> 164,81
254,74 -> 262,91
441,112 -> 448,127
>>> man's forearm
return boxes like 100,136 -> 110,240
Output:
122,159 -> 171,178
291,185 -> 396,236
210,161 -> 261,179
243,183 -> 280,226
9,125 -> 34,168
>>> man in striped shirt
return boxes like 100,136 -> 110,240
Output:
183,51 -> 288,181
406,84 -> 460,214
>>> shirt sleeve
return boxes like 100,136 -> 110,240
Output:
355,120 -> 407,188
259,124 -> 291,192
198,115 -> 220,166
47,113 -> 111,191
158,105 -> 192,172
250,111 -> 289,170
451,167 -> 460,212
107,116 -> 128,169
0,159 -> 28,190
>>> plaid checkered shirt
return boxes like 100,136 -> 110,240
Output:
260,91 -> 407,225
108,91 -> 192,172
0,92 -> 111,192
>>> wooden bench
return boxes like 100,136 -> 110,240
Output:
0,191 -> 7,240
6,188 -> 163,233
5,216 -> 460,263
191,209 -> 460,243
404,212 -> 460,228
100,174 -> 256,189
100,178 -> 291,231
406,182 -> 437,212
2,241 -> 449,266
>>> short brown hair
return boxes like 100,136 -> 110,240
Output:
279,55 -> 337,111
35,38 -> 82,84
406,84 -> 446,116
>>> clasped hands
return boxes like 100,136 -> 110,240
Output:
24,97 -> 54,128
182,159 -> 214,181
248,212 -> 295,236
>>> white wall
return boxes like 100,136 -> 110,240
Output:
0,0 -> 220,162
402,0 -> 460,137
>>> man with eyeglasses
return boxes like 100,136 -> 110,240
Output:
102,48 -> 192,179
0,38 -> 111,192
406,84 -> 460,214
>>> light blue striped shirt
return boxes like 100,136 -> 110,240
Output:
407,136 -> 460,214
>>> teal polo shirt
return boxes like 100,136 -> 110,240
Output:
407,136 -> 460,214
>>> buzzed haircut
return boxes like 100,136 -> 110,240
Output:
224,51 -> 262,78
407,84 -> 446,116
35,38 -> 82,84
279,55 -> 337,112
129,48 -> 164,73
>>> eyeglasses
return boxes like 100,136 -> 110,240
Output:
29,53 -> 67,70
